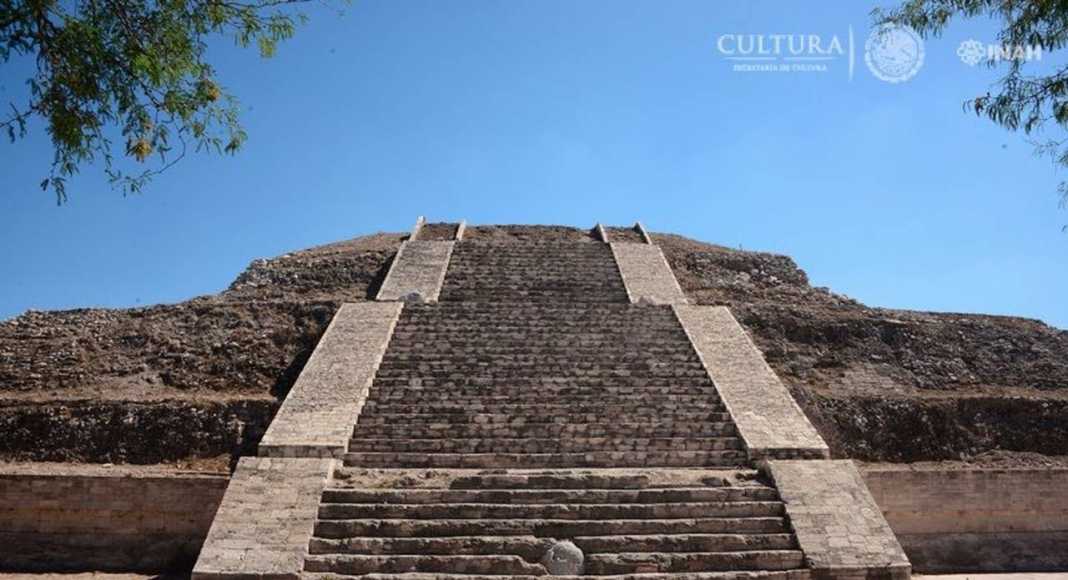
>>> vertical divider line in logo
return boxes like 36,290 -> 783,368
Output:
848,26 -> 855,81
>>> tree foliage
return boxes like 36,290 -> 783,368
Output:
1,0 -> 309,203
876,0 -> 1068,216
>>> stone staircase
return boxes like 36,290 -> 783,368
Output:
309,235 -> 809,578
346,302 -> 747,469
305,469 -> 806,579
438,241 -> 629,303
193,221 -> 908,580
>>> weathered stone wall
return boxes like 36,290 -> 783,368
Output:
0,465 -> 227,572
862,467 -> 1068,572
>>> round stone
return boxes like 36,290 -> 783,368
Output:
540,540 -> 584,575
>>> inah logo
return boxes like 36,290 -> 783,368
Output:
957,39 -> 1042,66
957,39 -> 986,66
864,24 -> 924,83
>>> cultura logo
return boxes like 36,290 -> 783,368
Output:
714,30 -> 856,79
714,24 -> 932,84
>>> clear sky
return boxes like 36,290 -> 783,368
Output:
2,1 -> 1066,329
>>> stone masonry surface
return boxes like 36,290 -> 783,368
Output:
767,460 -> 910,580
258,302 -> 402,458
611,242 -> 689,304
674,304 -> 830,460
376,241 -> 454,302
0,468 -> 227,572
192,457 -> 333,580
862,467 -> 1068,572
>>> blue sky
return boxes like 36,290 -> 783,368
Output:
2,1 -> 1067,329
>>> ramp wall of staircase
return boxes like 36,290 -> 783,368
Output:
193,218 -> 910,580
375,217 -> 464,302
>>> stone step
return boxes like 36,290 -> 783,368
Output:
354,412 -> 735,425
385,342 -> 683,352
389,317 -> 677,326
341,450 -> 748,468
308,533 -> 796,557
444,267 -> 621,272
320,487 -> 780,505
371,375 -> 713,386
442,272 -> 622,279
447,253 -> 618,258
585,551 -> 805,575
382,340 -> 689,349
375,364 -> 708,374
390,316 -> 678,324
368,381 -> 719,393
379,349 -> 699,359
308,535 -> 552,557
442,275 -> 625,281
373,374 -> 713,384
413,222 -> 459,241
381,337 -> 691,346
606,227 -> 646,243
445,254 -> 616,260
345,437 -> 743,453
440,263 -> 619,269
443,266 -> 621,271
392,321 -> 673,329
442,472 -> 743,490
379,355 -> 694,364
367,385 -> 719,397
446,253 -> 619,258
303,570 -> 810,580
439,289 -> 627,298
317,502 -> 784,521
351,422 -> 737,440
444,256 -> 619,262
362,397 -> 725,410
313,517 -> 790,538
390,326 -> 680,333
304,553 -> 545,575
358,403 -> 726,416
393,317 -> 675,326
572,533 -> 798,554
439,283 -> 625,289
399,302 -> 662,310
444,259 -> 617,264
365,391 -> 725,404
398,300 -> 650,308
